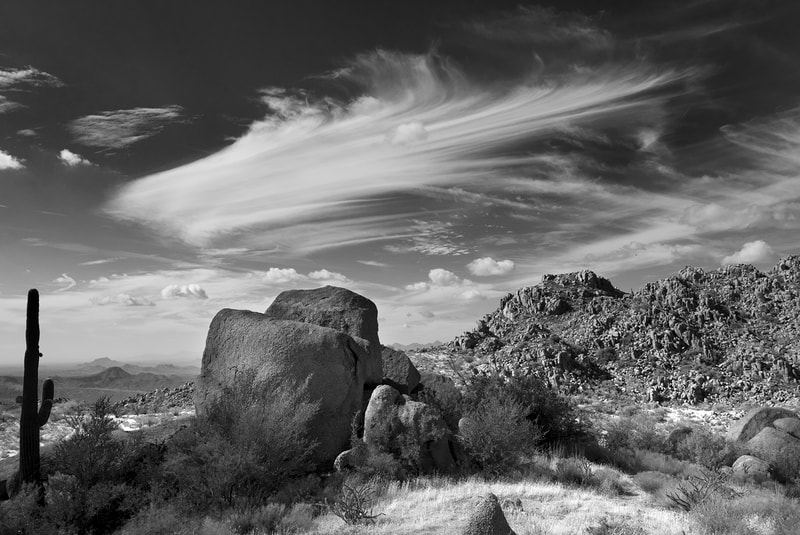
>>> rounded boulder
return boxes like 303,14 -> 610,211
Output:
195,308 -> 369,466
726,406 -> 798,444
265,286 -> 383,384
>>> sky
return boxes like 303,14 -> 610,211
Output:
1,0 -> 800,364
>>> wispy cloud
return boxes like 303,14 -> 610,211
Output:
0,150 -> 24,170
69,106 -> 183,150
105,49 -> 691,251
0,67 -> 63,89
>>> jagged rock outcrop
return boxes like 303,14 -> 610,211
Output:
461,493 -> 517,535
265,286 -> 383,384
195,307 -> 372,467
448,257 -> 800,404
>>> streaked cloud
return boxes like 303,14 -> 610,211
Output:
721,240 -> 776,266
0,150 -> 24,170
467,257 -> 515,276
54,273 -> 77,291
105,50 -> 691,251
0,67 -> 63,89
69,106 -> 183,149
91,294 -> 155,307
59,149 -> 92,166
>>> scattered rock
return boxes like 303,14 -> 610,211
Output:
461,493 -> 517,535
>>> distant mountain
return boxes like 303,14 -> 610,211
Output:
49,358 -> 199,378
391,341 -> 444,351
448,256 -> 800,405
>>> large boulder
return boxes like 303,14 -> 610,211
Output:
745,426 -> 800,481
363,384 -> 453,473
726,407 -> 797,444
381,346 -> 420,394
265,286 -> 382,384
461,493 -> 517,535
773,417 -> 800,440
416,371 -> 463,429
195,309 -> 370,466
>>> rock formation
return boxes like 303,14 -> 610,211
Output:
265,285 -> 383,384
726,406 -> 800,481
196,290 -> 379,466
447,257 -> 800,404
363,384 -> 455,473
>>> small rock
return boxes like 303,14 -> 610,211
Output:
462,493 -> 517,535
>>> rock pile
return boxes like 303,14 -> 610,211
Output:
195,285 -> 461,472
449,257 -> 800,404
727,406 -> 800,481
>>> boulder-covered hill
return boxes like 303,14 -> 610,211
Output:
447,256 -> 800,405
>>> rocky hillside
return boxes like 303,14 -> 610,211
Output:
449,256 -> 800,405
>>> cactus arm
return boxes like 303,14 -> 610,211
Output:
37,378 -> 54,427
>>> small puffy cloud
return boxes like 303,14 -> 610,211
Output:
467,257 -> 515,276
721,240 -> 776,266
308,269 -> 350,283
406,268 -> 473,291
91,294 -> 155,306
388,122 -> 428,146
264,267 -> 305,284
160,284 -> 208,299
0,150 -> 23,170
54,273 -> 76,291
428,268 -> 464,286
59,149 -> 91,166
459,289 -> 484,300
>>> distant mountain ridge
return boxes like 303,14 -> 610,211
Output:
449,256 -> 800,405
55,357 -> 199,377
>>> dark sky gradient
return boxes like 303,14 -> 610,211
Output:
1,0 -> 800,362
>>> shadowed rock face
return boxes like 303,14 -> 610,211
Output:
726,407 -> 798,444
265,286 -> 383,385
195,309 -> 370,466
461,493 -> 517,535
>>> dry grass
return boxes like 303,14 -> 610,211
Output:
306,474 -> 695,534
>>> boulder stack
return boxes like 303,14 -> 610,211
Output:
726,406 -> 800,481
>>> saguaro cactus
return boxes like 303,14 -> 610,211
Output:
19,290 -> 54,489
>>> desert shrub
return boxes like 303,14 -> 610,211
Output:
327,477 -> 384,525
691,491 -> 800,535
462,372 -> 589,448
116,504 -> 199,535
603,413 -> 670,455
585,516 -> 647,535
593,467 -> 630,496
552,457 -> 594,487
633,471 -> 675,495
159,373 -> 319,512
0,483 -> 55,535
226,503 -> 286,534
666,469 -> 740,512
672,427 -> 727,469
459,395 -> 543,476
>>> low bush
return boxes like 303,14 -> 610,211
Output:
459,395 -> 543,476
672,427 -> 727,470
160,372 -> 320,512
552,457 -> 594,487
461,371 -> 590,449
